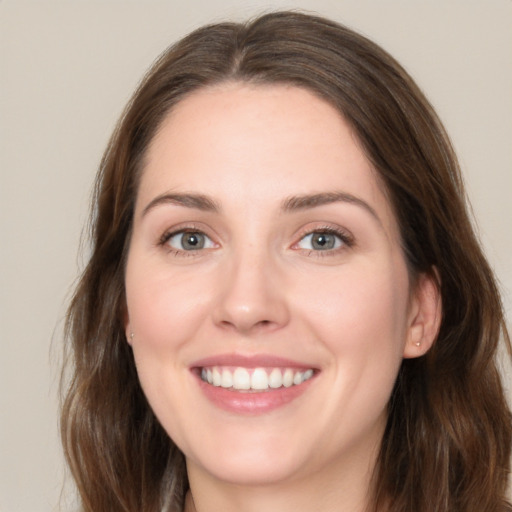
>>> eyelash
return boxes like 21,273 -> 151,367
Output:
159,225 -> 214,257
158,225 -> 354,257
293,226 -> 355,257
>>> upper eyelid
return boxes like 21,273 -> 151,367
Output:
159,224 -> 215,244
168,231 -> 214,246
293,224 -> 354,243
291,229 -> 355,259
159,229 -> 217,257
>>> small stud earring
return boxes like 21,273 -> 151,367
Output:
130,332 -> 134,341
415,341 -> 421,347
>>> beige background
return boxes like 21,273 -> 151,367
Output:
1,1 -> 510,511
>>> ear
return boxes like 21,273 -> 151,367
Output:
125,325 -> 134,346
121,303 -> 133,346
403,271 -> 442,359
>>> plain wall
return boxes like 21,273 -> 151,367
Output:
1,1 -> 510,511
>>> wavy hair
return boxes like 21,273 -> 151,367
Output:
61,11 -> 512,512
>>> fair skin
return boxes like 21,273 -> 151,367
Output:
124,83 -> 440,512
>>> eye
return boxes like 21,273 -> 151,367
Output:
164,230 -> 215,251
296,230 -> 347,251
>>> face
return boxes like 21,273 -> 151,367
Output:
124,83 -> 434,488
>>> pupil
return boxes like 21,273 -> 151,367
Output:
183,233 -> 204,249
312,233 -> 334,250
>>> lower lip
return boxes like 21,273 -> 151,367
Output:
194,374 -> 315,414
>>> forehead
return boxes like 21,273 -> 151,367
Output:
146,82 -> 367,171
139,83 -> 398,236
148,83 -> 366,171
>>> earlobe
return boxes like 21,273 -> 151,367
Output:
125,325 -> 134,345
403,271 -> 442,359
121,301 -> 133,345
124,313 -> 133,346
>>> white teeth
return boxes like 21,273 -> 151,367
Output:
251,368 -> 269,390
268,368 -> 283,388
221,369 -> 233,388
200,366 -> 315,391
212,368 -> 222,386
303,369 -> 314,380
233,368 -> 251,390
283,368 -> 294,387
293,371 -> 304,385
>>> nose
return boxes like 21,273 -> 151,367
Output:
213,246 -> 290,336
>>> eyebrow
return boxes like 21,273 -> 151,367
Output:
141,190 -> 380,225
142,193 -> 220,217
282,191 -> 381,224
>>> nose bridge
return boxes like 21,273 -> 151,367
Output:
214,240 -> 289,334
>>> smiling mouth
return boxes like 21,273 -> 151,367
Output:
199,366 -> 315,391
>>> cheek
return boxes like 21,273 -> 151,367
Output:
296,259 -> 410,361
124,256 -> 207,440
125,257 -> 214,356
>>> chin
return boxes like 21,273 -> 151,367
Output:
188,447 -> 307,486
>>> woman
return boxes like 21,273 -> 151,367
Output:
61,11 -> 512,512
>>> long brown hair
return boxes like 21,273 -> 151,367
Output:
61,11 -> 512,512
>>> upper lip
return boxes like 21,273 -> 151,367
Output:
190,353 -> 318,370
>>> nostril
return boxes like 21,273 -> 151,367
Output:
218,318 -> 278,335
252,319 -> 279,332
